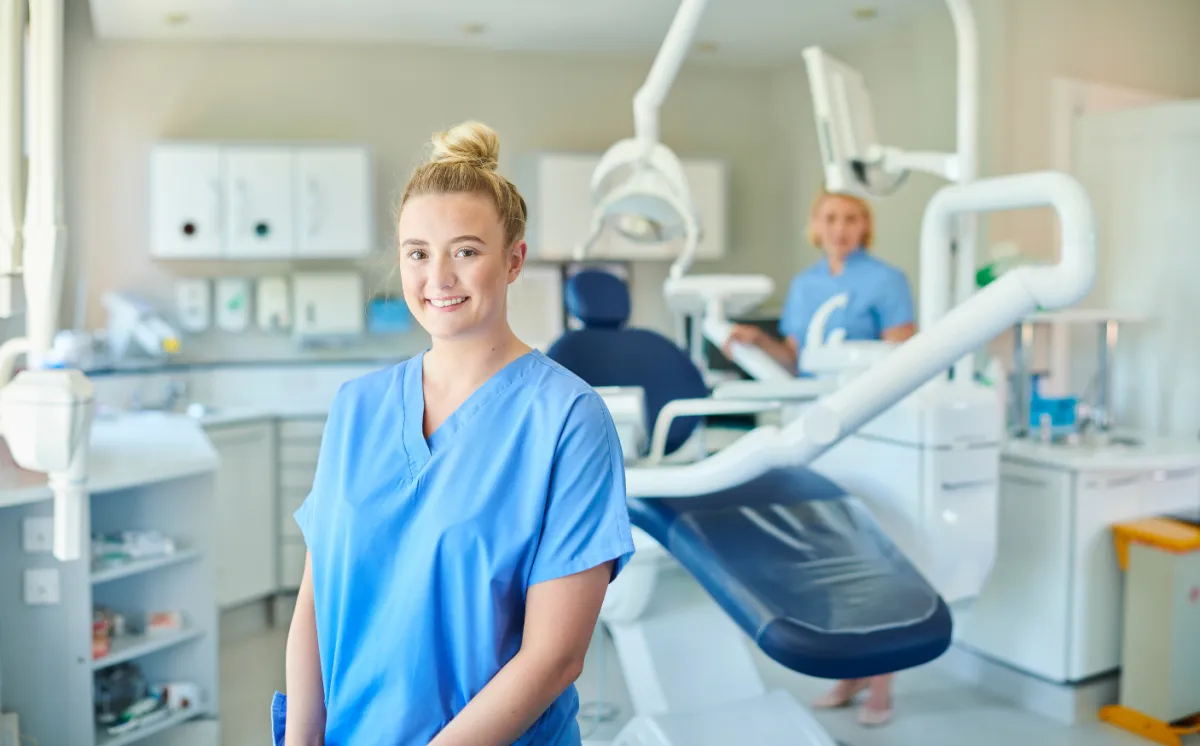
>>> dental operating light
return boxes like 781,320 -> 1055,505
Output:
575,0 -> 709,282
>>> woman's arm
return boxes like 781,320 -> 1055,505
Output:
881,323 -> 916,343
428,562 -> 613,746
285,552 -> 326,746
724,325 -> 801,374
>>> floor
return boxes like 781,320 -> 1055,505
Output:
217,599 -> 1181,746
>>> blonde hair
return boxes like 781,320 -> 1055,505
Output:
806,189 -> 874,251
398,121 -> 528,248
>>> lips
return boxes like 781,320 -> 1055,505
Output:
427,296 -> 468,309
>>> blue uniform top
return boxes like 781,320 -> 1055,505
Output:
295,349 -> 636,745
779,248 -> 914,345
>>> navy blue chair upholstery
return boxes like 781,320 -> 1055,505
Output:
546,270 -> 709,457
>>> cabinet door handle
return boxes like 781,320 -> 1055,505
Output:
307,178 -> 320,237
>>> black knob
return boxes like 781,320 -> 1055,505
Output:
182,222 -> 196,236
255,222 -> 270,238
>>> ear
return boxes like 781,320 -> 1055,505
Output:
507,240 -> 527,284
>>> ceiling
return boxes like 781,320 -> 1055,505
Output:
86,0 -> 939,68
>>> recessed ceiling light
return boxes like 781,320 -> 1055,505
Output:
852,6 -> 879,20
461,22 -> 486,36
695,41 -> 718,53
164,12 -> 189,26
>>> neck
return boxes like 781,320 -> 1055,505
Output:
424,325 -> 530,392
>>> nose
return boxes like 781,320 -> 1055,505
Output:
429,253 -> 457,289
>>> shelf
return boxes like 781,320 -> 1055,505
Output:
92,549 -> 204,585
93,628 -> 204,671
95,707 -> 204,746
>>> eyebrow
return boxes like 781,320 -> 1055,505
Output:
399,234 -> 488,248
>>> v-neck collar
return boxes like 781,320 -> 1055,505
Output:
401,349 -> 539,480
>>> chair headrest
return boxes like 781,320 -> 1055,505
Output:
565,270 -> 631,329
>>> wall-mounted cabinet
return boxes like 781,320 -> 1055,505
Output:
149,142 -> 374,260
514,152 -> 729,263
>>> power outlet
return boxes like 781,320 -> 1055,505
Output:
22,516 -> 54,553
23,568 -> 60,605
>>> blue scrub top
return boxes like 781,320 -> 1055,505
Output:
779,248 -> 914,345
296,349 -> 636,746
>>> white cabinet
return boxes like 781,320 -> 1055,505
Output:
148,144 -> 223,258
149,142 -> 374,260
224,147 -> 296,259
277,417 -> 325,590
205,419 -> 279,609
295,148 -> 373,258
515,152 -> 728,262
958,454 -> 1200,683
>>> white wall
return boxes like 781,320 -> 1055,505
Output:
59,1 -> 788,361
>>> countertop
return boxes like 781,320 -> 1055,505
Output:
1003,433 -> 1200,472
0,412 -> 220,510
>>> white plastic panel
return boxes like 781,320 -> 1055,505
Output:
222,146 -> 295,259
149,143 -> 223,258
294,146 -> 373,258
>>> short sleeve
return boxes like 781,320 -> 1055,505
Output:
294,384 -> 348,546
528,393 -> 636,587
778,275 -> 813,342
877,269 -> 915,331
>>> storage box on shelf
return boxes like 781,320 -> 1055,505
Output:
513,151 -> 729,262
149,142 -> 374,260
0,415 -> 220,746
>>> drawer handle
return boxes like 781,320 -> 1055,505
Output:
942,478 -> 996,492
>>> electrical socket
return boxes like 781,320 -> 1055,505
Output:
23,568 -> 60,605
22,516 -> 54,554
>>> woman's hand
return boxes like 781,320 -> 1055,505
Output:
723,324 -> 767,357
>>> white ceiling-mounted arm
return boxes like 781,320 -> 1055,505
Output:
627,171 -> 1097,498
0,0 -> 22,314
0,0 -> 94,563
633,0 -> 710,148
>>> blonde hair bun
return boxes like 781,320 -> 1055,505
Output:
429,120 -> 500,172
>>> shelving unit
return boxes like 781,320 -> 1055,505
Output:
0,414 -> 220,746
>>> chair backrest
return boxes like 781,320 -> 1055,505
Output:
546,270 -> 709,456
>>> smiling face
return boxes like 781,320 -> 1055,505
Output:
397,191 -> 526,343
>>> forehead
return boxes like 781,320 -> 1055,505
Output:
398,192 -> 503,240
818,196 -> 864,215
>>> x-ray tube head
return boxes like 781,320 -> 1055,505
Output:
802,46 -> 904,197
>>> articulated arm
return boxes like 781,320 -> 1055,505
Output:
627,171 -> 1096,498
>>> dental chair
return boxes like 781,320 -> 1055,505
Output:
547,269 -> 781,464
546,271 -> 956,746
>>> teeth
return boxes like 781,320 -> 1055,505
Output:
430,297 -> 466,308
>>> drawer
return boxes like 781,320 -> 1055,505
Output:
279,489 -> 307,539
280,442 -> 321,467
279,419 -> 326,440
279,539 -> 307,590
280,466 -> 316,492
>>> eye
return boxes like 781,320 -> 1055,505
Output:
406,249 -> 427,260
455,247 -> 479,258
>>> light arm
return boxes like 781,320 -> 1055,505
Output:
633,0 -> 711,146
626,171 -> 1097,498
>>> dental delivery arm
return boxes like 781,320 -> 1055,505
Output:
627,171 -> 1097,498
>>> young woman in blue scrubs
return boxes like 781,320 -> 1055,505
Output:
725,189 -> 915,727
283,121 -> 636,746
725,190 -> 916,375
